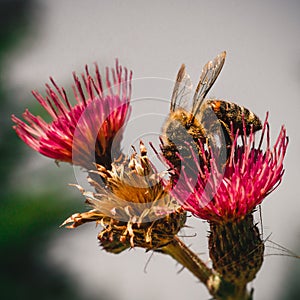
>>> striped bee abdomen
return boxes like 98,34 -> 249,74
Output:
203,100 -> 262,136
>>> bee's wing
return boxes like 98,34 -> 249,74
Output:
191,51 -> 226,117
170,64 -> 193,112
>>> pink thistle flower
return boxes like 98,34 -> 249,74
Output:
12,61 -> 132,169
170,114 -> 288,223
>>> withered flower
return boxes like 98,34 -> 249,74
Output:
62,142 -> 186,253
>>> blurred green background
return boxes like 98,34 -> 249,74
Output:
0,1 -> 98,299
1,1 -> 299,300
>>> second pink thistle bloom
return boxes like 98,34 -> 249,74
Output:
12,61 -> 132,170
168,115 -> 288,290
172,115 -> 288,223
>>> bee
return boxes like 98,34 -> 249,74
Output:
161,51 -> 262,170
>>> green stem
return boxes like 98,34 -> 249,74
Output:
160,235 -> 212,285
160,236 -> 253,300
215,284 -> 253,300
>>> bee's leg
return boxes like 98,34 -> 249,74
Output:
161,142 -> 181,185
161,142 -> 180,169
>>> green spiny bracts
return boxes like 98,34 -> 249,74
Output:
208,214 -> 264,286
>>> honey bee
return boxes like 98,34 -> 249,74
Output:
161,51 -> 262,170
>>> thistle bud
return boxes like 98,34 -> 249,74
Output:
208,214 -> 264,285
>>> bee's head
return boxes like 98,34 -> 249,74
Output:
186,114 -> 196,129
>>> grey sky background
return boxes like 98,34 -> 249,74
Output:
5,1 -> 300,299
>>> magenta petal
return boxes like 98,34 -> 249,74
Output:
170,116 -> 288,223
12,60 -> 132,169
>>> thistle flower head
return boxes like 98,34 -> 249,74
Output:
62,142 -> 186,253
169,114 -> 288,223
12,61 -> 132,170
